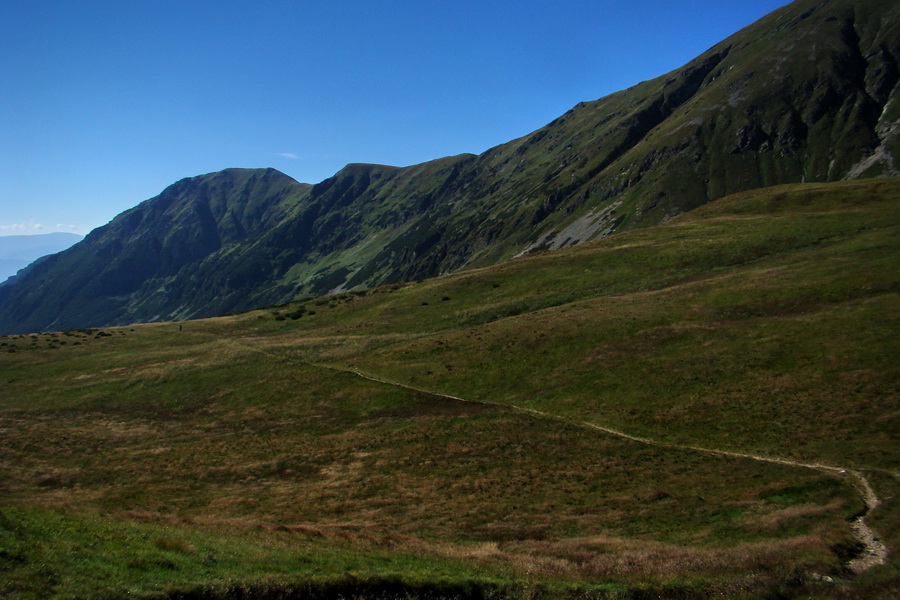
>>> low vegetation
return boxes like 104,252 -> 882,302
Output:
3,0 -> 896,336
2,178 -> 898,598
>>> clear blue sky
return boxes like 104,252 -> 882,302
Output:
1,0 -> 791,236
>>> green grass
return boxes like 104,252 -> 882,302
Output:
270,180 -> 900,469
2,178 -> 899,598
0,506 -> 535,600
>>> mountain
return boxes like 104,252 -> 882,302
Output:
3,177 -> 899,598
0,169 -> 308,332
1,0 -> 897,334
0,233 -> 82,284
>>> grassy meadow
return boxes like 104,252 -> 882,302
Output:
1,178 -> 899,598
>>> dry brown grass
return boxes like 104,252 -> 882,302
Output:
748,500 -> 847,531
488,534 -> 831,580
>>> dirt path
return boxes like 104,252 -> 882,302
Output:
334,364 -> 888,573
574,418 -> 888,573
229,338 -> 888,573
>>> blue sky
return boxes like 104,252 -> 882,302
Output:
1,0 -> 791,236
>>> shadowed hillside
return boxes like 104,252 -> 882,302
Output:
0,233 -> 83,284
2,178 -> 898,598
0,0 -> 897,334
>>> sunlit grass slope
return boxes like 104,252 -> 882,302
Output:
2,178 -> 898,598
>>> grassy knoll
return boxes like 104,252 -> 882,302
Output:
2,178 -> 898,598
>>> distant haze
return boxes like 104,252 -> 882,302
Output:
0,232 -> 83,282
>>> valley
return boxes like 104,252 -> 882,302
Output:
2,178 -> 898,598
1,0 -> 898,596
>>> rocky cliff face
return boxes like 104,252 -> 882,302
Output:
1,0 -> 897,334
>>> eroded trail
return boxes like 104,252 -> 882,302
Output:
334,364 -> 888,574
229,338 -> 888,574
575,419 -> 888,573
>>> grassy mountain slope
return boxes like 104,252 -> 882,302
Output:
2,178 -> 898,598
0,233 -> 83,283
1,0 -> 898,334
0,169 -> 309,333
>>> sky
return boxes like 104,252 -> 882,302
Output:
1,0 -> 792,237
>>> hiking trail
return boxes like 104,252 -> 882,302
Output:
230,337 -> 888,574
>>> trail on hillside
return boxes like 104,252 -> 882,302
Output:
229,337 -> 888,574
571,419 -> 888,574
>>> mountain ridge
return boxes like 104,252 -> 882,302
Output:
0,0 -> 897,334
3,176 -> 898,597
0,232 -> 83,285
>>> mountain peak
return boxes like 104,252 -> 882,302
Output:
1,0 -> 897,334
